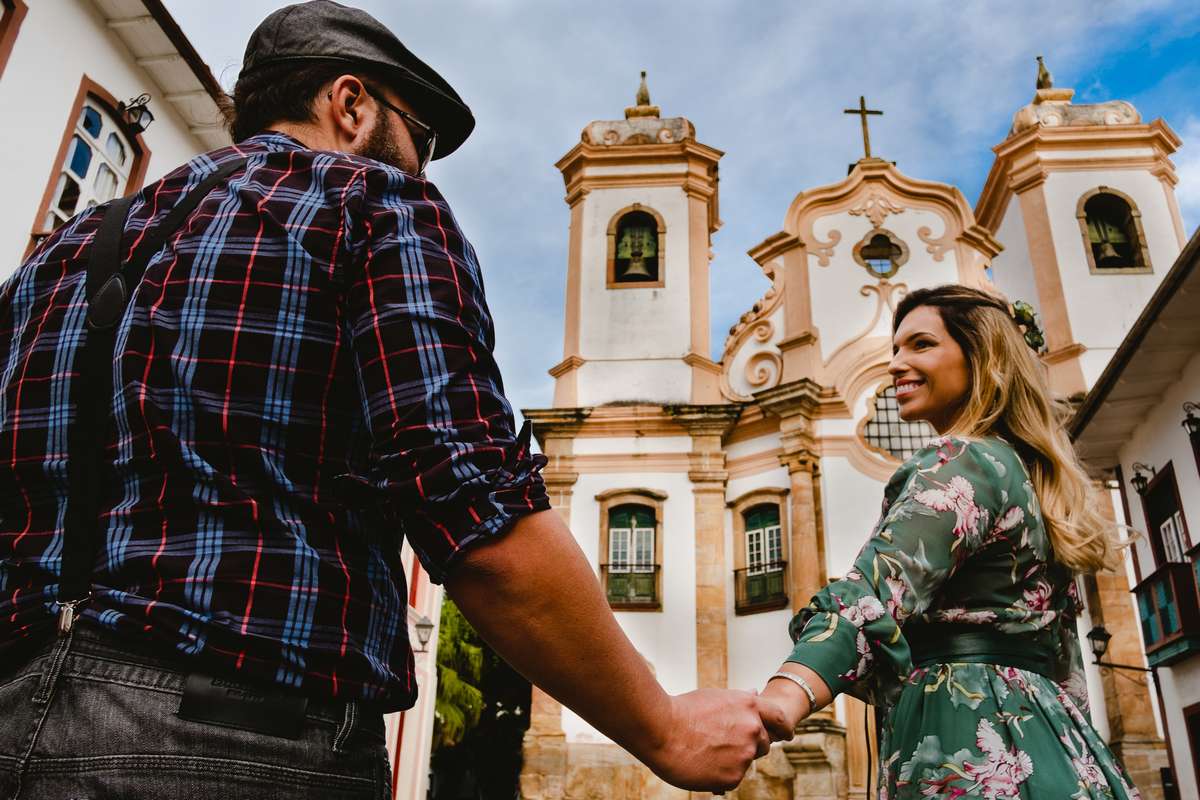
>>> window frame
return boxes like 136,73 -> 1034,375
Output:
858,383 -> 937,464
1075,186 -> 1153,276
28,75 -> 150,255
1139,461 -> 1191,569
596,488 -> 666,611
0,0 -> 28,81
851,227 -> 909,280
605,203 -> 666,289
730,488 -> 790,615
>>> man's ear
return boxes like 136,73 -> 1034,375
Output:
326,75 -> 372,142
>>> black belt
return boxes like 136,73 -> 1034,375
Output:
906,624 -> 1056,678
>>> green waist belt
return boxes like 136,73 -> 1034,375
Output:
905,624 -> 1056,678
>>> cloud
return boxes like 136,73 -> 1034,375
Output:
163,0 -> 1195,419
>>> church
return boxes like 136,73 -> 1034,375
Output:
518,67 -> 1192,799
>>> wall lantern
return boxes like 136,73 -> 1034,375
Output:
1129,462 -> 1156,496
117,93 -> 154,135
1183,401 -> 1200,439
1086,624 -> 1112,661
413,614 -> 435,653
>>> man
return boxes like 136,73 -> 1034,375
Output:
0,3 -> 785,797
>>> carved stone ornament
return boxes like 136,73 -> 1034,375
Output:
848,190 -> 906,229
720,260 -> 786,402
583,116 -> 695,147
917,224 -> 951,261
810,228 -> 841,267
1009,93 -> 1140,137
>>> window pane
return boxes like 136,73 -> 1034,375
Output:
609,528 -> 630,570
105,132 -> 127,166
93,164 -> 118,202
633,527 -> 654,571
746,529 -> 763,573
67,135 -> 93,180
766,525 -> 783,565
79,105 -> 103,138
864,386 -> 936,461
55,174 -> 81,217
744,504 -> 779,532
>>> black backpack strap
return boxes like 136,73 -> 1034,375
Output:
58,158 -> 247,634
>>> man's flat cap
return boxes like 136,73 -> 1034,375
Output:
241,0 -> 474,159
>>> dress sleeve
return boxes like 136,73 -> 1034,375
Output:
786,438 -> 1007,706
339,167 -> 549,583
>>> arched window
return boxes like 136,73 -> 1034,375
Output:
852,229 -> 909,279
861,385 -> 936,462
730,489 -> 789,614
31,77 -> 150,251
596,489 -> 666,610
1077,188 -> 1152,274
606,205 -> 665,287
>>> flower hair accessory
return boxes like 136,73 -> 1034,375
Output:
1007,300 -> 1046,353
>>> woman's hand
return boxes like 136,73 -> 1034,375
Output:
758,663 -> 833,740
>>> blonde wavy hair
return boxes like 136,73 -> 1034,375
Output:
892,284 -> 1120,574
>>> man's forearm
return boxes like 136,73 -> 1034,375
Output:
445,510 -> 672,760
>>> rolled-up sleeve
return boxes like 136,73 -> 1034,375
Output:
340,166 -> 549,583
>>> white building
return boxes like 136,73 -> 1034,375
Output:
1071,230 -> 1200,800
519,75 -> 1184,799
0,3 -> 442,797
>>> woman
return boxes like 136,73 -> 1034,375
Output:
758,285 -> 1140,799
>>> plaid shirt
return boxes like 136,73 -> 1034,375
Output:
0,132 -> 548,709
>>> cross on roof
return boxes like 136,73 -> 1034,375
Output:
843,96 -> 883,159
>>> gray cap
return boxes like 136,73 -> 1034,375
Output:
240,1 -> 474,159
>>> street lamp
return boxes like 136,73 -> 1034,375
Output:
1129,462 -> 1156,496
117,93 -> 154,135
1183,401 -> 1200,439
1085,623 -> 1150,673
413,614 -> 435,653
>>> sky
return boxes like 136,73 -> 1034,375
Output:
163,0 -> 1200,419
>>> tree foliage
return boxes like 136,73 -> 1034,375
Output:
432,598 -> 485,750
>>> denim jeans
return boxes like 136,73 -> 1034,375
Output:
0,620 -> 392,800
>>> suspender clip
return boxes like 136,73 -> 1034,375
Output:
56,596 -> 89,636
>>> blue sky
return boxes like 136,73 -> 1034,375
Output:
163,0 -> 1200,418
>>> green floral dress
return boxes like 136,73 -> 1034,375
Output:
788,437 -> 1141,800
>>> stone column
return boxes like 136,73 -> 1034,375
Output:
671,405 -> 741,691
519,412 -> 585,799
1082,569 -> 1170,800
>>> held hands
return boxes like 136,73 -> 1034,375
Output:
638,688 -> 792,792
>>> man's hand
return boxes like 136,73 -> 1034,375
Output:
641,689 -> 773,792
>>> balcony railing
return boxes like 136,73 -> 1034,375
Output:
1133,560 -> 1200,667
734,561 -> 789,614
601,564 -> 660,610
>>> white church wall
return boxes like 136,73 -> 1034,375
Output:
576,185 -> 691,362
573,435 -> 693,455
820,455 -> 887,578
1112,351 -> 1200,794
575,359 -> 693,406
725,433 -> 784,465
1117,351 -> 1200,575
809,208 -> 961,365
727,607 -> 794,691
0,0 -> 207,278
1042,168 -> 1181,386
564,471 -> 699,744
988,196 -> 1041,310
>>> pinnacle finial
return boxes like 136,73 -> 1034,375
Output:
636,70 -> 651,107
624,69 -> 661,119
1036,56 -> 1053,90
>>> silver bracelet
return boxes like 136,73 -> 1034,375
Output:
769,671 -> 817,708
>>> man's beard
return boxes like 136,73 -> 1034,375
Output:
356,111 -> 410,173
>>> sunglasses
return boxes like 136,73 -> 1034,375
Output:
362,86 -> 439,175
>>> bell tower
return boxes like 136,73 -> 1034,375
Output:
550,72 -> 723,407
976,58 -> 1185,397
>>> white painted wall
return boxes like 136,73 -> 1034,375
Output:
989,196 -> 1041,309
809,207 -> 962,364
1041,167 -> 1183,387
0,0 -> 208,278
1114,350 -> 1200,796
575,359 -> 693,406
563,470 -> 699,743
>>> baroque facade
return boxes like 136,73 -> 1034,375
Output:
520,74 -> 1183,799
